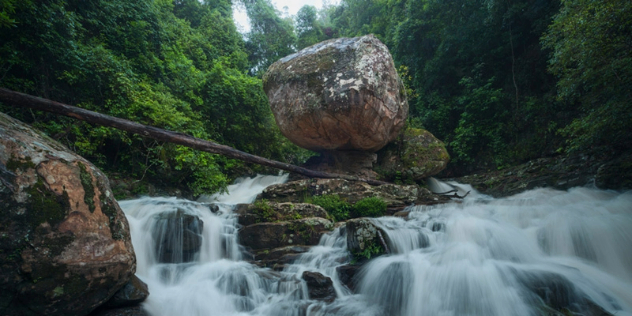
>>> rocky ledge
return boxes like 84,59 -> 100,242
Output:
454,151 -> 632,197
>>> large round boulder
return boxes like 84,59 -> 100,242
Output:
0,113 -> 135,316
263,34 -> 408,152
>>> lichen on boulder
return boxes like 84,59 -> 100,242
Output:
263,34 -> 408,153
0,113 -> 135,316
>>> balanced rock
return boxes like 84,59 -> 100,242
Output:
263,34 -> 408,152
0,113 -> 135,316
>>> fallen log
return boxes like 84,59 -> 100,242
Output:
0,88 -> 388,185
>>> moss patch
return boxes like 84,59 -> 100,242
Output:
6,156 -> 36,171
27,179 -> 70,229
100,191 -> 124,240
77,162 -> 96,213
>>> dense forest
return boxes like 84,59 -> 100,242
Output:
0,0 -> 630,195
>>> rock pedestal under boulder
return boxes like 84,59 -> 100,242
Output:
302,151 -> 378,179
263,34 -> 408,153
0,113 -> 135,316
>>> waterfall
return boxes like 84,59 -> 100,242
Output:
120,176 -> 632,316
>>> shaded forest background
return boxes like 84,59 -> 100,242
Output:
0,0 -> 630,195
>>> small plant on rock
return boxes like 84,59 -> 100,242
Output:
309,194 -> 351,222
352,197 -> 387,218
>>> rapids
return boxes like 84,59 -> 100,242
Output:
120,175 -> 632,316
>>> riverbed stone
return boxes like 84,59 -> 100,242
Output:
346,218 -> 388,262
104,275 -> 149,308
263,34 -> 408,152
301,271 -> 336,302
0,113 -> 135,316
239,217 -> 333,251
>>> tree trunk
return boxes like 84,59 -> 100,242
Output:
0,88 -> 388,185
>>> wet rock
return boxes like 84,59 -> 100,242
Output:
235,202 -> 328,226
152,209 -> 203,263
263,34 -> 408,153
255,245 -> 312,269
239,218 -> 333,251
259,178 -> 427,208
454,150 -> 632,197
346,218 -> 388,262
376,128 -> 449,182
595,152 -> 632,190
516,270 -> 614,316
0,113 -> 135,316
336,265 -> 360,292
104,275 -> 149,308
301,271 -> 336,302
89,306 -> 148,316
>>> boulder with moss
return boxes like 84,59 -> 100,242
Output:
258,178 -> 448,209
234,202 -> 328,226
263,34 -> 408,153
0,113 -> 136,316
346,218 -> 389,262
376,128 -> 449,182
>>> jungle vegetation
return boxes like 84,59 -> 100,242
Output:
0,0 -> 630,194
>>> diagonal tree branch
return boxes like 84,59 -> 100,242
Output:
0,88 -> 389,185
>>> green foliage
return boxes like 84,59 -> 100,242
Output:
0,0 -> 305,196
352,197 -> 387,218
253,199 -> 277,222
0,0 -> 16,28
542,0 -> 632,152
450,76 -> 509,164
309,194 -> 351,222
241,0 -> 297,76
355,242 -> 383,261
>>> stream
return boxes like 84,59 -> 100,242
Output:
120,175 -> 632,316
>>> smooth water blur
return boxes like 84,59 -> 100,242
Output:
120,176 -> 632,316
362,186 -> 632,316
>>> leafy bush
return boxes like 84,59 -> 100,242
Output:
309,194 -> 350,222
352,197 -> 387,218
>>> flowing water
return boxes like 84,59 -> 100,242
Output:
120,176 -> 632,316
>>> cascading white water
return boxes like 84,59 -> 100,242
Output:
120,176 -> 632,316
361,186 -> 632,316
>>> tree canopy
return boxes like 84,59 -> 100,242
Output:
1,0 -> 629,192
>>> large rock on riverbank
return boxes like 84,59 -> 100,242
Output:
0,113 -> 135,316
263,34 -> 408,152
376,128 -> 449,182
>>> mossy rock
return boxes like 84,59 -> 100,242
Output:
376,127 -> 449,182
0,112 -> 135,316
